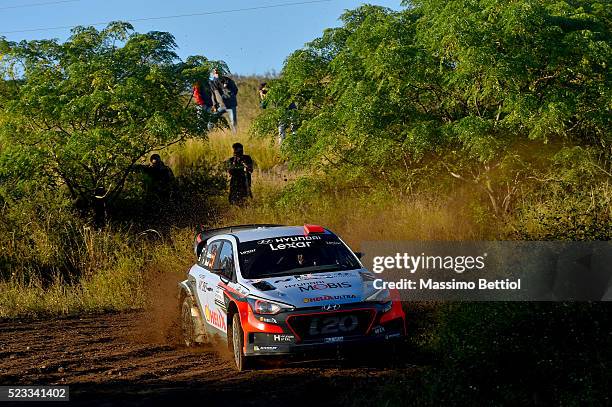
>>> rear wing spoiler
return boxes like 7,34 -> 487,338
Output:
193,224 -> 285,257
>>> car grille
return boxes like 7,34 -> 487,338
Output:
287,310 -> 375,342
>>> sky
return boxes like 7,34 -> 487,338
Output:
0,0 -> 403,75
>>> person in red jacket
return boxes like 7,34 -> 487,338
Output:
193,79 -> 214,132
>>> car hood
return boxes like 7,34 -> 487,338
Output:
241,269 -> 377,308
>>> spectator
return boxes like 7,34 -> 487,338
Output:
211,68 -> 239,133
226,143 -> 253,205
192,79 -> 214,132
143,153 -> 175,203
278,102 -> 297,144
258,82 -> 268,109
93,186 -> 107,230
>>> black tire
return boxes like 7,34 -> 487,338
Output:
181,296 -> 197,347
230,313 -> 250,371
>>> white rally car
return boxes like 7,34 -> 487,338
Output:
178,224 -> 406,370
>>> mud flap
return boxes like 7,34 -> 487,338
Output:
180,280 -> 208,344
190,306 -> 208,344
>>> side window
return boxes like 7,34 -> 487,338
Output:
197,242 -> 208,266
218,241 -> 236,280
202,241 -> 223,270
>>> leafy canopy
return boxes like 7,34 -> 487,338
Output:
0,22 -> 226,204
253,1 -> 611,175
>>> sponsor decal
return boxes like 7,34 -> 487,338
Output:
274,236 -> 322,243
274,277 -> 292,283
324,336 -> 344,343
258,236 -> 322,246
259,316 -> 278,324
270,241 -> 313,251
373,325 -> 385,335
272,334 -> 295,342
214,298 -> 226,311
198,280 -> 207,292
285,280 -> 326,288
386,333 -> 401,339
295,274 -> 332,281
204,305 -> 227,331
256,235 -> 323,251
294,272 -> 352,281
298,282 -> 352,292
254,345 -> 278,351
303,294 -> 357,303
240,249 -> 256,255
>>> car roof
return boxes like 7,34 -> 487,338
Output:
231,225 -> 332,242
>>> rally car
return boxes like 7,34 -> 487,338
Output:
178,224 -> 405,370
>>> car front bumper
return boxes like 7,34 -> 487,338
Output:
243,301 -> 406,356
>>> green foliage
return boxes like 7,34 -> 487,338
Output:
512,147 -> 612,240
0,22 -> 225,207
253,1 -> 611,187
350,303 -> 612,406
426,303 -> 612,405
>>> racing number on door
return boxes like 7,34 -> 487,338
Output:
309,315 -> 358,336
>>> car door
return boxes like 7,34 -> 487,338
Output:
194,239 -> 224,332
202,239 -> 238,334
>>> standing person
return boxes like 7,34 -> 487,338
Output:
93,186 -> 107,230
278,102 -> 297,144
192,79 -> 214,132
211,68 -> 239,133
226,143 -> 253,205
143,153 -> 175,203
258,82 -> 268,109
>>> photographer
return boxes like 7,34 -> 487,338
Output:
226,143 -> 253,205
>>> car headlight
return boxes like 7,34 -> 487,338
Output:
366,288 -> 391,303
248,297 -> 294,315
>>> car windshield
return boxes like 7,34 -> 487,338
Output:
238,233 -> 360,279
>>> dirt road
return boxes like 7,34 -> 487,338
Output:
0,312 -> 422,406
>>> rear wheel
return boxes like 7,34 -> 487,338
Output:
181,296 -> 197,347
230,313 -> 250,371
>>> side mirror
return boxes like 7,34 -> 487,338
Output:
213,267 -> 232,284
196,241 -> 206,259
354,252 -> 364,259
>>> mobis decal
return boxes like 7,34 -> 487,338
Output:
298,282 -> 352,292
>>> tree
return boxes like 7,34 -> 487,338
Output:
0,22 -> 227,207
252,1 -> 611,213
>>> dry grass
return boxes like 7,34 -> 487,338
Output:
0,76 -> 493,318
168,77 -> 283,175
220,170 -> 494,250
0,228 -> 196,318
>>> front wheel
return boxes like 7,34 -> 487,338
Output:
230,313 -> 251,371
181,296 -> 198,347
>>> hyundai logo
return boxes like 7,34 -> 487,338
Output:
322,304 -> 341,311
